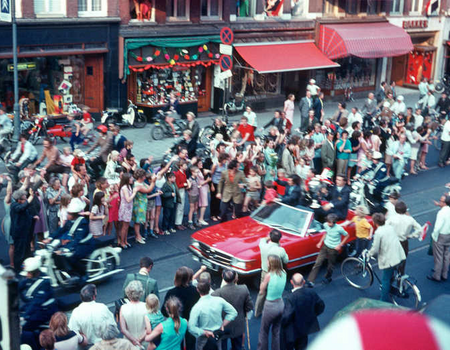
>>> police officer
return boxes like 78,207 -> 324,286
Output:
19,257 -> 58,332
359,151 -> 391,202
44,199 -> 96,278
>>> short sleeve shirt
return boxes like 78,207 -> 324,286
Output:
352,216 -> 372,239
238,124 -> 255,142
323,224 -> 348,249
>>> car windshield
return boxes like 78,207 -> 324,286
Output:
251,202 -> 312,236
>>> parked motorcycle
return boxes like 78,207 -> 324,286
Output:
151,110 -> 186,141
102,100 -> 147,129
224,94 -> 246,116
35,238 -> 123,289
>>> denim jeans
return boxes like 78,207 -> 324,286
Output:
380,267 -> 395,302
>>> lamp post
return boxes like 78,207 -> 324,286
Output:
12,0 -> 20,142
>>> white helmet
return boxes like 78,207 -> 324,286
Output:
309,79 -> 316,84
67,199 -> 85,213
397,95 -> 404,102
372,151 -> 382,160
21,257 -> 42,276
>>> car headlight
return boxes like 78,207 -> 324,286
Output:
191,239 -> 200,249
231,257 -> 247,270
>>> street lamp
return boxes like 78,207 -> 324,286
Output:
12,0 -> 20,142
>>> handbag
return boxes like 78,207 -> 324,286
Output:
114,298 -> 129,322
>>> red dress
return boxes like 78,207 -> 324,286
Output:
108,192 -> 120,222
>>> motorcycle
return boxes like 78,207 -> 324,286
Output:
199,115 -> 235,147
435,74 -> 450,94
151,110 -> 186,141
35,238 -> 123,289
102,100 -> 147,129
224,94 -> 246,116
349,174 -> 401,214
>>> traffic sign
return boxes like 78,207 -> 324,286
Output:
0,0 -> 11,22
220,27 -> 234,45
219,55 -> 233,71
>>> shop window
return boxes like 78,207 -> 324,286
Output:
78,0 -> 107,16
410,0 -> 423,13
232,69 -> 280,96
346,0 -> 357,14
390,0 -> 404,14
130,0 -> 155,21
167,0 -> 190,20
34,0 -> 66,16
201,0 -> 222,19
360,0 -> 385,14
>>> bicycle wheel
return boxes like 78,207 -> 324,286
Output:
390,279 -> 421,309
341,257 -> 373,290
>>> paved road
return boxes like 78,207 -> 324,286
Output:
2,86 -> 450,348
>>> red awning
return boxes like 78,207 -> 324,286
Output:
319,22 -> 413,60
234,41 -> 339,74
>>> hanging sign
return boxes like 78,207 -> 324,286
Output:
220,44 -> 233,56
7,62 -> 37,71
0,0 -> 11,22
402,20 -> 428,29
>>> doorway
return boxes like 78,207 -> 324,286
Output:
84,55 -> 104,113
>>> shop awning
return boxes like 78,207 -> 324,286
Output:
319,22 -> 413,60
234,41 -> 339,74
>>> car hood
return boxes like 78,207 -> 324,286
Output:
191,216 -> 273,260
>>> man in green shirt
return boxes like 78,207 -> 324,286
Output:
122,256 -> 159,301
307,214 -> 349,287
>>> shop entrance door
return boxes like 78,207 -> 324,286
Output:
84,55 -> 104,113
391,55 -> 407,86
197,67 -> 212,112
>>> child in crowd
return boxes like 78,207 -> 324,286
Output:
187,167 -> 199,230
352,206 -> 373,256
145,294 -> 165,348
262,180 -> 278,204
90,191 -> 108,237
243,166 -> 261,212
58,194 -> 72,228
145,173 -> 162,238
161,172 -> 178,235
107,184 -> 120,237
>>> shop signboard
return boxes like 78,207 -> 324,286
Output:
7,62 -> 36,72
402,20 -> 428,29
0,0 -> 11,23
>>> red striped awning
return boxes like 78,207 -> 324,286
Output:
319,22 -> 413,60
234,42 -> 339,74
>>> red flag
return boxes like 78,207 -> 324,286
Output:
425,0 -> 439,16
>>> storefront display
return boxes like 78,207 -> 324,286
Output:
314,56 -> 377,91
0,56 -> 85,115
405,48 -> 435,85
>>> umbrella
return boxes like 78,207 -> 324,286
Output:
332,298 -> 403,322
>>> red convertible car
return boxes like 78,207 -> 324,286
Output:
189,202 -> 367,275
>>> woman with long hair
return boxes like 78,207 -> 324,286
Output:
118,173 -> 138,248
257,255 -> 287,350
133,168 -> 156,242
49,311 -> 87,349
145,297 -> 187,350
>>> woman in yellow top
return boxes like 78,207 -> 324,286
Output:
352,206 -> 374,256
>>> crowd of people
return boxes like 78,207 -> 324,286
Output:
3,77 -> 450,350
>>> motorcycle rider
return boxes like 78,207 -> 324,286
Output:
86,125 -> 113,179
34,137 -> 70,187
44,198 -> 96,280
9,133 -> 38,181
436,91 -> 450,116
19,257 -> 58,332
358,151 -> 392,203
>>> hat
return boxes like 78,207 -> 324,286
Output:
67,199 -> 85,213
389,191 -> 400,199
97,125 -> 108,133
372,151 -> 382,160
397,95 -> 404,101
186,111 -> 196,119
309,79 -> 316,84
22,257 -> 41,273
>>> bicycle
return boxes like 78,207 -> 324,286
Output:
341,250 -> 422,309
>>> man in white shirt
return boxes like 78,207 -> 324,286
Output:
68,284 -> 116,346
391,95 -> 406,115
413,108 -> 424,130
438,116 -> 450,167
347,107 -> 363,133
384,191 -> 400,220
386,201 -> 422,275
428,195 -> 450,282
418,77 -> 428,99
307,79 -> 320,100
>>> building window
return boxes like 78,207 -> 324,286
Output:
34,0 -> 66,15
237,0 -> 254,17
167,0 -> 190,19
411,0 -> 423,13
78,0 -> 107,16
130,0 -> 155,21
346,0 -> 358,14
390,0 -> 404,14
201,0 -> 222,19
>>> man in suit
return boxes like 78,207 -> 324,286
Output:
321,131 -> 336,170
217,159 -> 247,222
298,91 -> 313,131
315,174 -> 351,222
361,93 -> 377,118
281,273 -> 325,350
313,92 -> 324,122
212,269 -> 254,350
301,110 -> 319,132
185,111 -> 200,142
376,81 -> 387,103
436,92 -> 450,116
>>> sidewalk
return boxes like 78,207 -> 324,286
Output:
33,87 -> 420,163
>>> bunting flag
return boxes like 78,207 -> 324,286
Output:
425,0 -> 439,16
